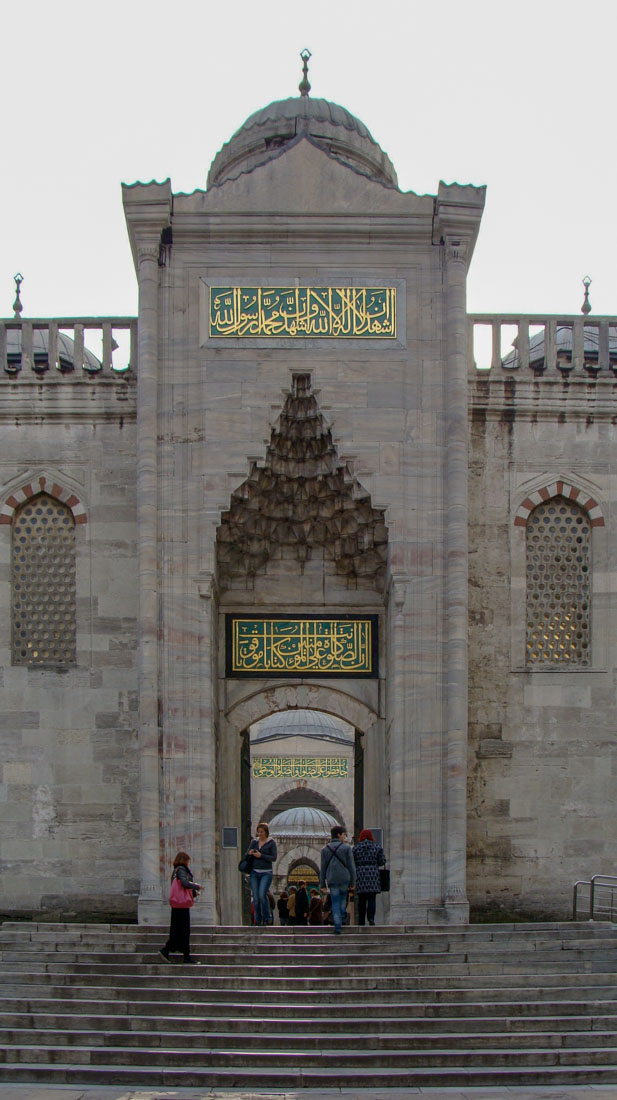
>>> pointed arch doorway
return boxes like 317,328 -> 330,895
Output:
218,685 -> 381,925
239,708 -> 365,921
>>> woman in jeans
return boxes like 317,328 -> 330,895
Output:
248,822 -> 277,926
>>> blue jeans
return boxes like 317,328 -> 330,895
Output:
250,870 -> 273,924
329,885 -> 348,931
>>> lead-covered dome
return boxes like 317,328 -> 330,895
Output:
208,95 -> 398,189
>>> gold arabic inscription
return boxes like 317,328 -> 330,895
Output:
231,618 -> 373,675
252,757 -> 348,779
210,286 -> 396,339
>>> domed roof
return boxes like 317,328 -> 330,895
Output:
251,708 -> 353,744
269,806 -> 339,837
208,95 -> 398,189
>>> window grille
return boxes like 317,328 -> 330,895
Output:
12,493 -> 76,666
526,496 -> 590,666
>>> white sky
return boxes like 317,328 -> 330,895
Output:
3,0 -> 616,319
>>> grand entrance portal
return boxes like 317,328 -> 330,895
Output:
128,99 -> 481,927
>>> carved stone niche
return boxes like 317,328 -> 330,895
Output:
216,374 -> 387,591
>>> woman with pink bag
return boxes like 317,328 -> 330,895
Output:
159,851 -> 201,965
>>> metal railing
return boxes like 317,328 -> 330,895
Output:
572,874 -> 617,920
0,317 -> 137,376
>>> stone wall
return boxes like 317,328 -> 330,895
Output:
468,367 -> 617,918
0,370 -> 138,918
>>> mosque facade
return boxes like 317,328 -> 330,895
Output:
0,75 -> 615,924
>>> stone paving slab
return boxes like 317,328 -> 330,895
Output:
0,1085 -> 617,1099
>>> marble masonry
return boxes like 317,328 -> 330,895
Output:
0,77 -> 615,924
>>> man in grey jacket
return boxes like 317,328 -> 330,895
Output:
320,825 -> 356,935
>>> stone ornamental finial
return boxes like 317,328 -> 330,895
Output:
13,273 -> 23,318
299,48 -> 311,97
581,275 -> 592,315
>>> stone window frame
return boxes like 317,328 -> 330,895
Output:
510,477 -> 607,673
0,473 -> 88,670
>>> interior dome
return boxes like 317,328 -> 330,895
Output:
208,95 -> 398,189
252,708 -> 353,743
269,806 -> 339,837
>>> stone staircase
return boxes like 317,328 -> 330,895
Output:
1,920 -> 617,1088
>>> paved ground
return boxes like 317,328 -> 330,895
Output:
0,1086 -> 616,1099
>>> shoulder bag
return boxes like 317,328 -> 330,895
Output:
238,853 -> 254,875
169,872 -> 195,908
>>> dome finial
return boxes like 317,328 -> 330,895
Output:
299,48 -> 311,97
12,272 -> 23,318
581,275 -> 592,315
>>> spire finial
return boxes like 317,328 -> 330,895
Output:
581,275 -> 592,315
299,48 -> 311,97
12,273 -> 23,318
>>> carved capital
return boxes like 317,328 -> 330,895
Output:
445,237 -> 469,267
137,242 -> 161,267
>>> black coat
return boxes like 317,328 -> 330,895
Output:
295,887 -> 309,921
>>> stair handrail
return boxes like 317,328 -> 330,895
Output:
573,874 -> 617,920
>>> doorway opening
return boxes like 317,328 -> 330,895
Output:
240,708 -> 364,922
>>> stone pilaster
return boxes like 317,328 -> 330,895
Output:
122,182 -> 172,923
435,184 -> 485,920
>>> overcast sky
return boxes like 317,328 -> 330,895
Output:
3,0 -> 615,321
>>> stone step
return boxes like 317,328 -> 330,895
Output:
3,931 -> 615,954
1,1062 -> 616,1088
2,920 -> 616,1088
3,919 -> 608,932
3,1007 -> 615,1034
3,966 -> 617,990
3,1024 -> 617,1051
3,995 -> 616,1019
4,939 -> 617,962
2,924 -> 612,940
4,963 -> 615,981
4,981 -> 617,1006
3,1041 -> 617,1069
3,1009 -> 617,1034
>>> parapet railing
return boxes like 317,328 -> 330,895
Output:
0,317 -> 137,376
572,875 -> 617,920
469,314 -> 617,376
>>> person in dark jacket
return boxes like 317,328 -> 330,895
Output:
308,887 -> 324,925
277,890 -> 290,926
320,825 -> 356,934
353,828 -> 386,926
294,880 -> 309,925
159,851 -> 201,964
248,822 -> 278,926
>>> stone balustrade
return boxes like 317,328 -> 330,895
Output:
0,317 -> 137,376
468,313 -> 617,376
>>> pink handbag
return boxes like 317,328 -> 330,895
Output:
169,874 -> 195,909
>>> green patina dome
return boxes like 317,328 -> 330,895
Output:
208,95 -> 398,189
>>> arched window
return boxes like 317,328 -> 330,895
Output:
526,496 -> 591,666
12,493 -> 76,666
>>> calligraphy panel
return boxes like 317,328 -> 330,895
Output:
252,757 -> 349,779
210,287 -> 396,339
225,615 -> 378,678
